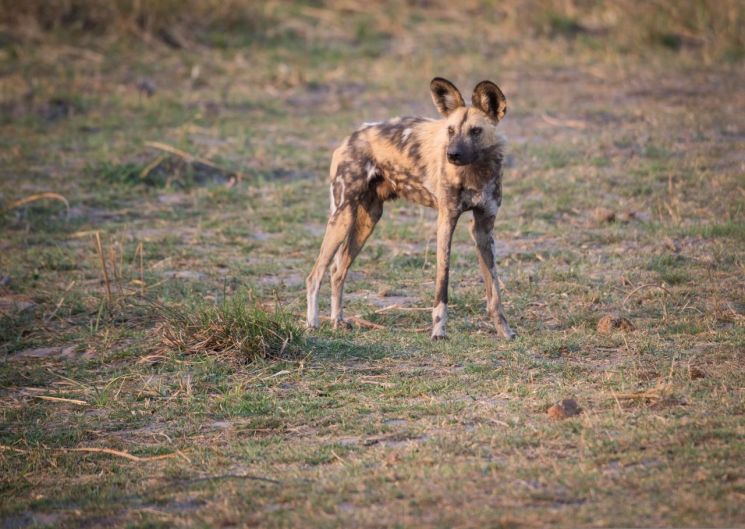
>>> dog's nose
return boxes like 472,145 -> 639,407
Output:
447,151 -> 461,163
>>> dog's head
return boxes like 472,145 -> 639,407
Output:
430,77 -> 506,166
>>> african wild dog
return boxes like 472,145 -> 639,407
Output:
306,77 -> 515,340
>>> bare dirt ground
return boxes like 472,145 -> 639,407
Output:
1,2 -> 744,527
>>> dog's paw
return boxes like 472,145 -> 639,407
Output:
431,333 -> 449,341
496,330 -> 517,340
497,321 -> 517,340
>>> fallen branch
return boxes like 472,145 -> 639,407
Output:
34,395 -> 88,406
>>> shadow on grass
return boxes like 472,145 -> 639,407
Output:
305,335 -> 392,361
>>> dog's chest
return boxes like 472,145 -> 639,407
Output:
453,171 -> 502,214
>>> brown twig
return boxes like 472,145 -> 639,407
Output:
0,445 -> 28,453
3,444 -> 186,463
140,154 -> 166,180
145,141 -> 223,172
137,242 -> 145,295
34,395 -> 88,406
65,447 -> 184,462
5,192 -> 70,216
541,112 -> 586,129
44,280 -> 76,322
613,382 -> 670,401
622,283 -> 671,307
95,232 -> 113,305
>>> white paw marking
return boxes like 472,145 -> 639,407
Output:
432,301 -> 448,336
307,288 -> 320,329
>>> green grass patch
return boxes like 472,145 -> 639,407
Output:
687,221 -> 745,241
157,296 -> 305,363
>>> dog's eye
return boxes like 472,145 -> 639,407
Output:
470,127 -> 482,136
447,126 -> 455,136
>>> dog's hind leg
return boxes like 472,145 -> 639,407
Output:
470,209 -> 516,339
330,195 -> 383,328
306,205 -> 354,329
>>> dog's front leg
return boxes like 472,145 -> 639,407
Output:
470,209 -> 516,339
431,209 -> 459,340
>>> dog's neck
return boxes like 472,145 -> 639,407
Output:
449,146 -> 503,189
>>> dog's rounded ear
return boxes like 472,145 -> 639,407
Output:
430,77 -> 465,117
472,81 -> 507,122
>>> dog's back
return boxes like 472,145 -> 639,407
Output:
329,117 -> 438,211
329,107 -> 506,215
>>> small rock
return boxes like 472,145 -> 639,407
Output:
547,398 -> 582,420
593,207 -> 616,223
597,314 -> 635,334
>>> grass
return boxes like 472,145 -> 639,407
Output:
157,297 -> 305,363
1,1 -> 744,527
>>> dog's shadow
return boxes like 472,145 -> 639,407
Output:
304,334 -> 394,362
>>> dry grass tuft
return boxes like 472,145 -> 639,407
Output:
524,0 -> 744,61
157,297 -> 304,363
1,1 -> 742,61
0,0 -> 266,42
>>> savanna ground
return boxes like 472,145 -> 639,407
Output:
1,1 -> 744,527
